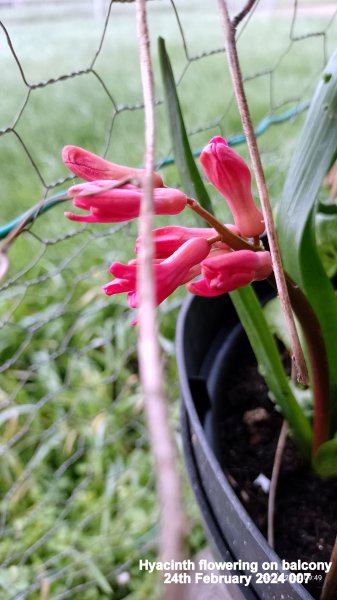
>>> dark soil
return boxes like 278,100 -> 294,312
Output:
215,352 -> 337,599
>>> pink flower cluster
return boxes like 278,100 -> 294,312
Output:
63,138 -> 272,313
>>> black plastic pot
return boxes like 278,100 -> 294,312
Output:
177,282 -> 313,600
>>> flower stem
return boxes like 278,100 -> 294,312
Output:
187,198 -> 261,251
207,234 -> 222,245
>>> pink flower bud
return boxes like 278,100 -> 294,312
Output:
200,136 -> 265,237
103,237 -> 210,307
64,180 -> 187,223
135,224 -> 240,259
187,250 -> 272,297
62,145 -> 164,187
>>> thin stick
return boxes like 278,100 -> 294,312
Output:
268,421 -> 288,548
320,536 -> 337,600
135,3 -> 185,599
232,0 -> 257,28
217,0 -> 308,386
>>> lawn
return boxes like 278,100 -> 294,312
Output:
0,1 -> 336,598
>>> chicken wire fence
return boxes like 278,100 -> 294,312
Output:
0,1 -> 336,598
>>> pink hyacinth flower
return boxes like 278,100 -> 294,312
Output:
64,180 -> 187,223
62,145 -> 164,187
103,237 -> 211,307
188,249 -> 272,297
134,224 -> 240,259
200,136 -> 265,238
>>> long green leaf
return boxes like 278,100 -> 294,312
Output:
158,37 -> 214,214
277,51 -> 337,405
230,285 -> 312,458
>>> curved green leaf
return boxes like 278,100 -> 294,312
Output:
313,438 -> 337,477
277,51 -> 337,406
230,285 -> 312,458
316,212 -> 337,278
158,37 -> 214,215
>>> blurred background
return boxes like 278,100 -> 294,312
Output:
0,1 -> 336,598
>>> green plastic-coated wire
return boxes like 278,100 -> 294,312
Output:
157,101 -> 309,168
0,192 -> 68,241
0,102 -> 309,241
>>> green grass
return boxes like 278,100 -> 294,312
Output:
0,2 -> 336,598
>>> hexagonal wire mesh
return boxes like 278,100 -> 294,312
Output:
0,0 -> 336,598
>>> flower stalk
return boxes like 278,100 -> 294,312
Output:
187,198 -> 261,251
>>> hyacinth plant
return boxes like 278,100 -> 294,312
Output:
62,45 -> 337,483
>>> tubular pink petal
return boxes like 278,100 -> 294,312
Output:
188,250 -> 272,297
154,238 -> 211,305
64,211 -> 112,223
62,145 -> 164,187
254,251 -> 274,280
153,188 -> 187,215
103,279 -> 133,296
187,279 -> 222,297
202,249 -> 272,279
200,136 -> 265,237
163,237 -> 210,268
104,237 -> 210,310
73,189 -> 142,208
127,292 -> 138,309
135,224 -> 238,259
90,206 -> 139,221
180,263 -> 202,284
67,183 -> 186,224
68,180 -> 137,199
109,262 -> 136,281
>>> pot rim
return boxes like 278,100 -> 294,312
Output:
180,402 -> 259,600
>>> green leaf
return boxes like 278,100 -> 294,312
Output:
277,50 -> 337,405
230,285 -> 312,458
316,212 -> 337,278
313,438 -> 337,477
263,296 -> 309,372
158,37 -> 214,215
263,296 -> 292,351
288,381 -> 313,420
